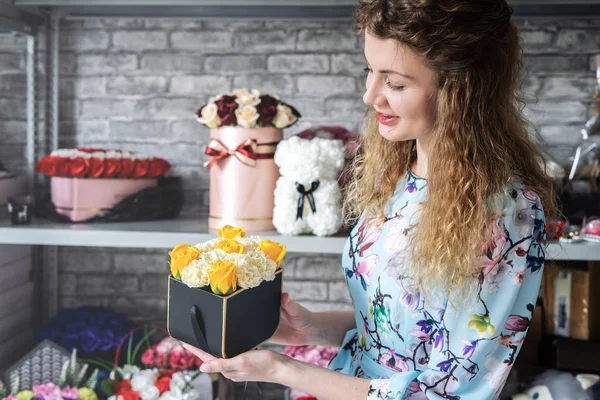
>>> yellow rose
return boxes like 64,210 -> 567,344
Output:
272,104 -> 297,128
17,391 -> 35,400
214,238 -> 245,254
169,244 -> 201,279
259,240 -> 287,266
218,225 -> 246,238
209,260 -> 237,295
78,388 -> 99,400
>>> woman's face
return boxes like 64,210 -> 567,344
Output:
363,32 -> 439,145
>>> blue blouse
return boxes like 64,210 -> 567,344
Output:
328,170 -> 546,399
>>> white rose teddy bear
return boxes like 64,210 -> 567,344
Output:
273,136 -> 345,237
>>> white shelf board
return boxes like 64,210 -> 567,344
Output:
0,218 -> 348,253
0,218 -> 597,259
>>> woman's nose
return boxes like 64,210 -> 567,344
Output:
363,77 -> 386,108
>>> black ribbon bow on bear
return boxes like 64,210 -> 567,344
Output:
296,180 -> 320,220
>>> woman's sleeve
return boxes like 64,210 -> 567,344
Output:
367,185 -> 547,400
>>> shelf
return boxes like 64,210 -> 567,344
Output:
0,218 -> 348,253
0,218 -> 597,259
11,0 -> 600,18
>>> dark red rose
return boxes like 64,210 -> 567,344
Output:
35,157 -> 55,176
256,95 -> 279,126
155,376 -> 172,394
55,157 -> 70,176
149,158 -> 171,177
104,158 -> 121,177
69,157 -> 90,178
116,389 -> 140,400
215,95 -> 238,126
114,379 -> 132,393
505,315 -> 530,332
119,158 -> 135,178
89,157 -> 105,178
132,159 -> 150,178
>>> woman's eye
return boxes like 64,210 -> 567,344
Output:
363,67 -> 372,74
385,81 -> 405,91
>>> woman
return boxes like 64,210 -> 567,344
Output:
183,0 -> 556,398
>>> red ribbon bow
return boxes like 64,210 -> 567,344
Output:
204,138 -> 258,169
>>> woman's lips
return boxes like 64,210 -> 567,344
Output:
376,112 -> 400,126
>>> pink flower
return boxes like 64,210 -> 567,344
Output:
379,350 -> 409,372
2,395 -> 18,400
33,383 -> 62,400
357,217 -> 383,257
480,221 -> 507,276
281,345 -> 339,367
61,386 -> 80,400
141,348 -> 157,365
409,330 -> 431,342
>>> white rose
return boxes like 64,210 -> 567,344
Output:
196,103 -> 221,129
235,105 -> 259,128
272,104 -> 297,128
234,89 -> 261,107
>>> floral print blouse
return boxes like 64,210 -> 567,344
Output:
328,170 -> 546,399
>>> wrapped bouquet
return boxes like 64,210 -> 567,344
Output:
1,348 -> 99,400
167,226 -> 286,358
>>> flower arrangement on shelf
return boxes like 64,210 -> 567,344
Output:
1,348 -> 99,400
169,225 -> 286,295
195,88 -> 301,129
141,337 -> 203,371
35,148 -> 171,179
95,329 -> 212,400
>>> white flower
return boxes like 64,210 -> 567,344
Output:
272,104 -> 297,128
234,88 -> 261,107
113,364 -> 140,380
235,105 -> 259,128
131,369 -> 158,393
181,258 -> 212,288
156,337 -> 185,353
196,103 -> 221,129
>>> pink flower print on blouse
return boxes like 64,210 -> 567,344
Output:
480,220 -> 508,276
379,350 -> 409,372
356,217 -> 383,257
346,254 -> 378,290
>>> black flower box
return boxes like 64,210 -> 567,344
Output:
167,270 -> 282,358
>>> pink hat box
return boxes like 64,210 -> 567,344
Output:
51,177 -> 157,222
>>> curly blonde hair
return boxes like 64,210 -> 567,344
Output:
345,0 -> 558,302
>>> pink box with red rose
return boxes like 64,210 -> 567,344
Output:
51,177 -> 158,222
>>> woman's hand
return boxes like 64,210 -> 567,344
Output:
181,343 -> 288,384
269,292 -> 315,346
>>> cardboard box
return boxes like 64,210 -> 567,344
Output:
542,261 -> 600,341
167,270 -> 282,358
51,177 -> 157,221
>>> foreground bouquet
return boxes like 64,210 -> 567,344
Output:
0,349 -> 99,400
141,337 -> 203,371
105,366 -> 208,400
169,225 -> 286,295
35,148 -> 171,179
195,88 -> 301,130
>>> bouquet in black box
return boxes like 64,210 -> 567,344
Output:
167,225 -> 285,358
